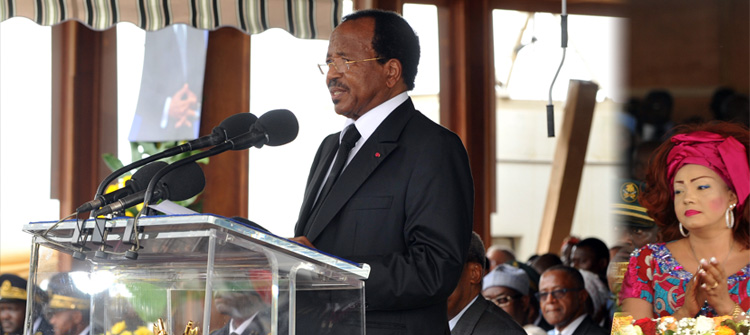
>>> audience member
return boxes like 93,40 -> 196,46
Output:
0,274 -> 53,335
448,233 -> 525,334
721,93 -> 749,127
529,253 -> 562,277
570,238 -> 610,286
538,266 -> 607,335
559,236 -> 580,267
482,264 -> 550,334
209,274 -> 271,335
607,179 -> 658,302
486,245 -> 516,271
637,89 -> 674,141
709,86 -> 737,121
578,270 -> 611,330
608,246 -> 621,263
44,273 -> 91,335
621,121 -> 750,320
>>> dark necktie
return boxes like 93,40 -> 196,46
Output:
304,124 -> 361,234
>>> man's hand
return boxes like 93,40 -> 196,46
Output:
169,83 -> 198,128
289,236 -> 315,248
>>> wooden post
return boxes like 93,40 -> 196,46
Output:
437,0 -> 496,246
51,21 -> 118,219
537,80 -> 598,254
198,28 -> 251,218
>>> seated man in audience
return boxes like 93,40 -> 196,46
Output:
0,274 -> 53,335
485,245 -> 516,271
210,273 -> 271,335
538,266 -> 607,335
606,180 -> 659,311
482,264 -> 549,334
45,273 -> 92,335
447,232 -> 525,335
529,253 -> 563,277
570,238 -> 610,286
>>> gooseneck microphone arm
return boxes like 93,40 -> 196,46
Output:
89,113 -> 258,205
142,142 -> 233,209
93,146 -> 189,204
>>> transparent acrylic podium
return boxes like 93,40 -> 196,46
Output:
23,214 -> 370,335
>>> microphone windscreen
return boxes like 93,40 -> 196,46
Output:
129,161 -> 169,191
219,113 -> 258,139
257,109 -> 299,146
160,162 -> 206,201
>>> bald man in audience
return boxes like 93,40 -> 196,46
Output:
485,245 -> 516,271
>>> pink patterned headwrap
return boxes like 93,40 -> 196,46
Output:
666,131 -> 750,207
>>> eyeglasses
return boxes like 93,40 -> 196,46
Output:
489,294 -> 521,306
535,288 -> 582,301
318,57 -> 384,74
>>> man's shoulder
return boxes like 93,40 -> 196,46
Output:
571,316 -> 609,335
468,297 -> 526,334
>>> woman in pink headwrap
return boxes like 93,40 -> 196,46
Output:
620,121 -> 750,320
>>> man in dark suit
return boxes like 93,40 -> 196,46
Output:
538,266 -> 607,335
447,233 -> 525,335
0,274 -> 53,335
291,9 -> 474,335
44,273 -> 91,335
209,285 -> 270,335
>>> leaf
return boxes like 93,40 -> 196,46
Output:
102,153 -> 125,172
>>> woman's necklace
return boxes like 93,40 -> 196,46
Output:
688,238 -> 734,316
688,238 -> 734,267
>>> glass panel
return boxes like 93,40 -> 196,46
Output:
25,215 -> 367,335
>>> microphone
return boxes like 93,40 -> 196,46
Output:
135,110 -> 298,209
181,112 -> 259,150
93,161 -> 206,217
77,161 -> 169,212
91,113 -> 257,201
227,109 -> 299,150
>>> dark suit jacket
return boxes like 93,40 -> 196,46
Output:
565,315 -> 608,335
31,316 -> 54,335
209,318 -> 269,335
451,296 -> 526,335
294,98 -> 474,334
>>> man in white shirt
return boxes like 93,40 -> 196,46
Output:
538,266 -> 607,335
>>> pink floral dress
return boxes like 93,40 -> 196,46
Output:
620,243 -> 750,317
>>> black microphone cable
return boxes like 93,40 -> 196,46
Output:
546,0 -> 568,138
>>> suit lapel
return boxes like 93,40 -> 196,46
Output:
451,297 -> 486,335
295,135 -> 339,236
306,99 -> 417,242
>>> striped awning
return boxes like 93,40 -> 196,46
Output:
0,0 -> 342,39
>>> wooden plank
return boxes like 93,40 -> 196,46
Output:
537,80 -> 598,254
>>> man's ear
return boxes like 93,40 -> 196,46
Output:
72,311 -> 84,323
469,262 -> 483,285
383,58 -> 403,88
